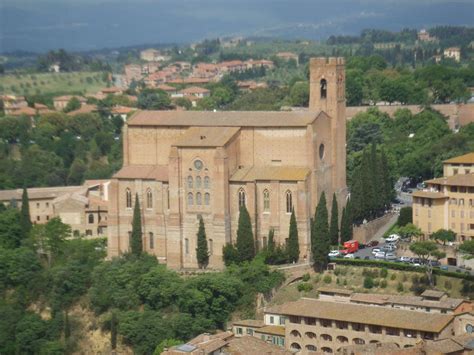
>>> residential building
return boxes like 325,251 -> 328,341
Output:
265,298 -> 474,354
418,29 -> 438,43
107,57 -> 348,269
140,49 -> 170,62
444,47 -> 461,62
412,153 -> 474,241
0,180 -> 110,238
1,95 -> 28,115
276,52 -> 299,65
53,95 -> 87,111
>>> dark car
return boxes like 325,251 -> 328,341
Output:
359,243 -> 366,249
367,240 -> 379,247
429,260 -> 441,267
364,256 -> 370,260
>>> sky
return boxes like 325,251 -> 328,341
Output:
1,0 -> 473,53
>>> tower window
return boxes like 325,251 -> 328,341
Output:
88,213 -> 94,224
196,192 -> 202,206
126,188 -> 132,208
238,189 -> 246,208
319,143 -> 325,159
204,176 -> 210,189
146,188 -> 153,209
187,176 -> 193,189
263,189 -> 270,212
196,176 -> 202,189
320,79 -> 327,99
204,193 -> 210,206
187,193 -> 194,206
149,232 -> 154,249
286,191 -> 293,213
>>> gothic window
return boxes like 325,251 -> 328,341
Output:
187,176 -> 193,189
146,188 -> 153,209
185,238 -> 189,254
204,176 -> 210,189
238,189 -> 246,208
167,188 -> 170,209
319,143 -> 325,159
88,213 -> 94,224
187,193 -> 194,206
149,232 -> 154,249
196,176 -> 202,189
126,188 -> 132,208
263,189 -> 270,212
196,192 -> 202,206
320,79 -> 327,99
286,191 -> 293,213
208,239 -> 213,255
204,193 -> 210,206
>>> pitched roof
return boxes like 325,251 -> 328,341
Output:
265,298 -> 454,333
179,86 -> 210,95
66,104 -> 97,116
0,186 -> 82,201
350,292 -> 464,310
317,287 -> 354,296
113,165 -> 168,181
230,166 -> 310,182
225,336 -> 292,355
54,95 -> 87,102
421,290 -> 446,299
254,325 -> 285,336
426,173 -> 474,187
128,110 -> 322,127
157,84 -> 177,92
444,152 -> 474,164
173,127 -> 240,147
412,191 -> 448,199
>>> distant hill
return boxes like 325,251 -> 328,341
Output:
1,0 -> 474,52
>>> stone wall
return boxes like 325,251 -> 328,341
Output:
352,213 -> 396,244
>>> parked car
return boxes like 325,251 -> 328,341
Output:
385,253 -> 397,261
386,234 -> 400,243
372,248 -> 381,255
429,260 -> 441,267
328,250 -> 340,258
367,240 -> 379,247
344,253 -> 355,259
441,265 -> 449,271
399,256 -> 412,263
364,256 -> 370,260
374,252 -> 386,259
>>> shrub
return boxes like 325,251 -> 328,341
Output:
444,280 -> 452,290
323,275 -> 332,284
336,278 -> 340,285
373,279 -> 380,287
397,282 -> 404,292
302,273 -> 310,282
313,274 -> 321,283
362,268 -> 379,278
380,268 -> 388,278
343,279 -> 347,286
363,276 -> 374,289
297,282 -> 313,292
380,279 -> 387,288
390,273 -> 397,281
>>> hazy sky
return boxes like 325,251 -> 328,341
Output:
1,0 -> 473,52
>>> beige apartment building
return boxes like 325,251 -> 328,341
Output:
0,180 -> 110,238
413,153 -> 474,241
108,57 -> 348,269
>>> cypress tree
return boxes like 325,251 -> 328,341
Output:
267,228 -> 275,253
20,187 -> 32,237
340,202 -> 354,243
380,148 -> 394,210
111,310 -> 117,350
287,209 -> 299,263
130,193 -> 143,256
236,205 -> 255,262
312,192 -> 330,272
329,193 -> 339,246
196,216 -> 209,269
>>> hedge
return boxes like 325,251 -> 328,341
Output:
333,258 -> 474,282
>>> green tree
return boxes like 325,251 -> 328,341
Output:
236,205 -> 255,262
20,187 -> 32,238
0,208 -> 23,249
312,192 -> 330,272
431,229 -> 456,245
289,82 -> 309,107
286,209 -> 299,263
195,216 -> 209,269
154,339 -> 182,355
340,202 -> 353,243
397,207 -> 413,226
32,217 -> 71,266
409,241 -> 446,286
267,228 -> 275,252
63,97 -> 81,113
394,223 -> 422,241
222,244 -> 239,266
130,194 -> 143,256
111,310 -> 118,350
329,193 -> 339,246
64,311 -> 70,340
459,240 -> 474,258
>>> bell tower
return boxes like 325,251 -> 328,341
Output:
309,57 -> 347,203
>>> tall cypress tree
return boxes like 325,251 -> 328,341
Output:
380,148 -> 394,210
312,192 -> 330,272
329,193 -> 339,246
130,193 -> 143,256
196,216 -> 209,269
267,228 -> 275,252
287,209 -> 299,263
236,205 -> 255,262
20,187 -> 32,237
340,203 -> 354,243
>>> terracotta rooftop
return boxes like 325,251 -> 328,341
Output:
66,104 -> 97,116
9,106 -> 37,116
444,152 -> 474,164
173,127 -> 240,147
113,165 -> 169,181
265,298 -> 454,333
0,186 -> 82,201
225,336 -> 292,355
350,293 -> 464,310
230,166 -> 310,182
179,86 -> 210,95
128,110 -> 323,127
54,95 -> 87,102
412,191 -> 448,199
425,173 -> 474,187
254,325 -> 285,336
157,84 -> 177,92
100,87 -> 123,93
317,287 -> 354,296
421,290 -> 446,299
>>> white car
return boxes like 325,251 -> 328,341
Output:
372,248 -> 381,255
328,250 -> 340,258
399,256 -> 411,263
386,234 -> 400,243
385,253 -> 397,260
344,253 -> 355,259
374,252 -> 386,259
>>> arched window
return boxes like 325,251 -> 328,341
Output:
88,213 -> 94,224
321,334 -> 332,341
337,336 -> 348,344
321,347 -> 333,354
320,79 -> 327,99
196,176 -> 202,189
263,189 -> 270,212
204,193 -> 210,206
187,193 -> 194,206
149,232 -> 154,249
204,176 -> 210,189
187,176 -> 193,189
305,332 -> 317,339
196,192 -> 202,205
353,338 -> 365,345
290,343 -> 301,351
146,188 -> 153,209
286,190 -> 293,213
290,330 -> 301,337
238,189 -> 246,208
306,345 -> 317,351
208,239 -> 213,255
126,188 -> 132,208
